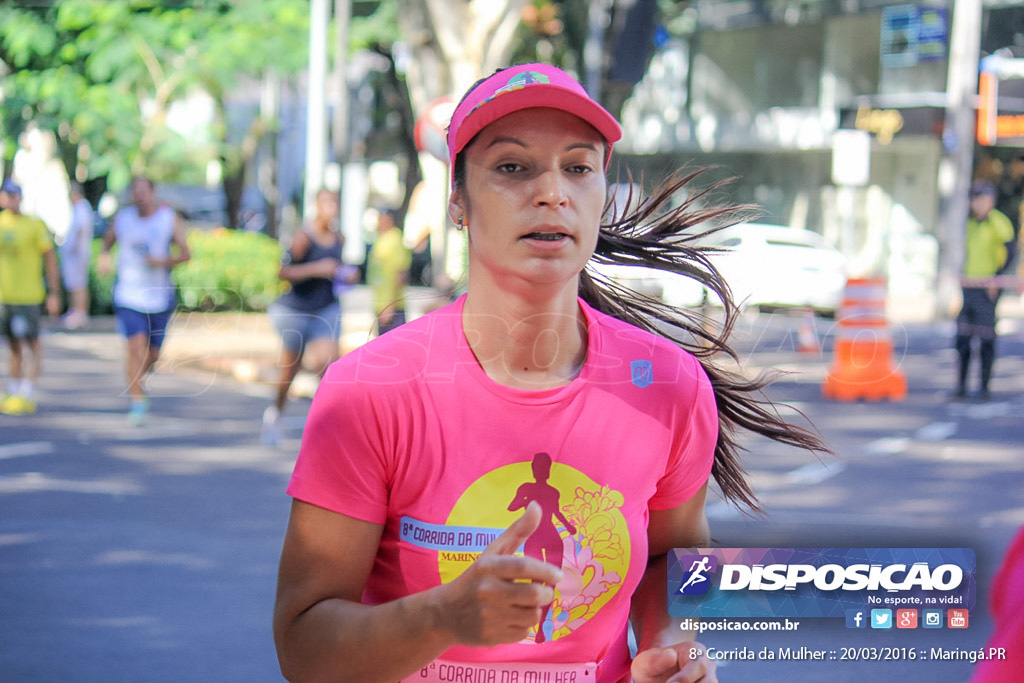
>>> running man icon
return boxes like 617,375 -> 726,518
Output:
677,555 -> 717,595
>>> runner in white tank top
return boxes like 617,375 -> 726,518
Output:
112,202 -> 176,313
99,177 -> 190,425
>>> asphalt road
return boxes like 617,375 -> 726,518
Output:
1,308 -> 1022,682
0,326 -> 297,683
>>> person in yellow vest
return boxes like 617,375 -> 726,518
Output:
366,207 -> 411,335
954,180 -> 1015,401
0,179 -> 62,415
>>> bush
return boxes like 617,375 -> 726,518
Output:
87,229 -> 284,314
173,228 -> 284,311
88,239 -> 116,315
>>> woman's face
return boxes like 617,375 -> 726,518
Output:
451,107 -> 607,290
316,190 -> 339,220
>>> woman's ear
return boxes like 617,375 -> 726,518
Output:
447,190 -> 465,227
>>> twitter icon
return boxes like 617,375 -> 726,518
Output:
871,609 -> 893,629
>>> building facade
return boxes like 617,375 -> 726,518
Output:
617,1 -> 1023,306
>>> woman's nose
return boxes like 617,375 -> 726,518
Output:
532,170 -> 568,207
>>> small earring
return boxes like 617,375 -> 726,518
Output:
456,214 -> 465,231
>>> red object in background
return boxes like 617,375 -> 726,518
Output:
413,97 -> 455,163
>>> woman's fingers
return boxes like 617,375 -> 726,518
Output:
483,501 -> 542,555
442,502 -> 565,646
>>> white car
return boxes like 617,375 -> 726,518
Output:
586,262 -> 707,309
700,223 -> 847,315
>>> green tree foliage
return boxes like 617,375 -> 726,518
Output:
0,1 -> 309,195
173,228 -> 284,312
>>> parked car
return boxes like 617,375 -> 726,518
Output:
700,222 -> 847,315
587,260 -> 706,309
588,222 -> 847,316
155,185 -> 269,231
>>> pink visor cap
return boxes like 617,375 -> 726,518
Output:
446,64 -> 622,186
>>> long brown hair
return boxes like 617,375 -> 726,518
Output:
581,168 -> 831,511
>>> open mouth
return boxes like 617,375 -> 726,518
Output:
522,232 -> 570,241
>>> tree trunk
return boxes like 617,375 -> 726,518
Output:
399,0 -> 529,114
397,0 -> 528,282
222,163 -> 244,230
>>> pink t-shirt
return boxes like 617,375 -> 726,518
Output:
972,525 -> 1024,682
288,296 -> 717,681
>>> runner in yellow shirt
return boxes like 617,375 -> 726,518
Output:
0,179 -> 62,415
366,208 -> 412,335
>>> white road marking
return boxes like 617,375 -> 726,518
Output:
0,441 -> 55,460
915,421 -> 958,442
864,437 -> 909,456
784,461 -> 847,484
964,401 -> 1011,419
42,412 -> 198,440
0,472 -> 142,495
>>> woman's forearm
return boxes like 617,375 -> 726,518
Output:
275,586 -> 456,683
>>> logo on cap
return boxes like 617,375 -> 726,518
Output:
470,71 -> 552,116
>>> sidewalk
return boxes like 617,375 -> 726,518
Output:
62,286 -> 1024,389
158,285 -> 449,386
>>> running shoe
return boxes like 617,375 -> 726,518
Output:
128,398 -> 148,427
0,394 -> 35,415
61,309 -> 89,330
261,405 -> 281,446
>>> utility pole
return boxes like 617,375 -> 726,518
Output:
937,0 -> 983,319
333,0 -> 351,169
584,0 -> 612,96
333,0 -> 360,263
303,0 -> 330,221
259,69 -> 281,239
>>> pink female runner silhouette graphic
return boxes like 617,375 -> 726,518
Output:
508,452 -> 577,642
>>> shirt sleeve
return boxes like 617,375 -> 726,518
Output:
997,212 -> 1016,244
286,355 -> 395,524
35,220 -> 54,253
649,352 -> 718,510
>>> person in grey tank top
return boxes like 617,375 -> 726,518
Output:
261,188 -> 355,445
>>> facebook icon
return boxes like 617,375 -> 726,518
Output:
846,609 -> 867,629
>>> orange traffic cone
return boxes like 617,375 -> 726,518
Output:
797,308 -> 820,353
822,277 -> 906,401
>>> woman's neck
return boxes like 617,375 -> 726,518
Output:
462,280 -> 587,390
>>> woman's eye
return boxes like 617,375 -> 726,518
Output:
497,162 -> 523,173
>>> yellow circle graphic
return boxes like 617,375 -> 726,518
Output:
442,456 -> 630,643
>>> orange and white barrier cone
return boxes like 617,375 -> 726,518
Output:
822,277 -> 906,401
797,308 -> 820,353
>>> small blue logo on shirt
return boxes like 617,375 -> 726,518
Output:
631,360 -> 653,388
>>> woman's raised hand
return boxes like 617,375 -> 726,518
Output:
436,501 -> 563,646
